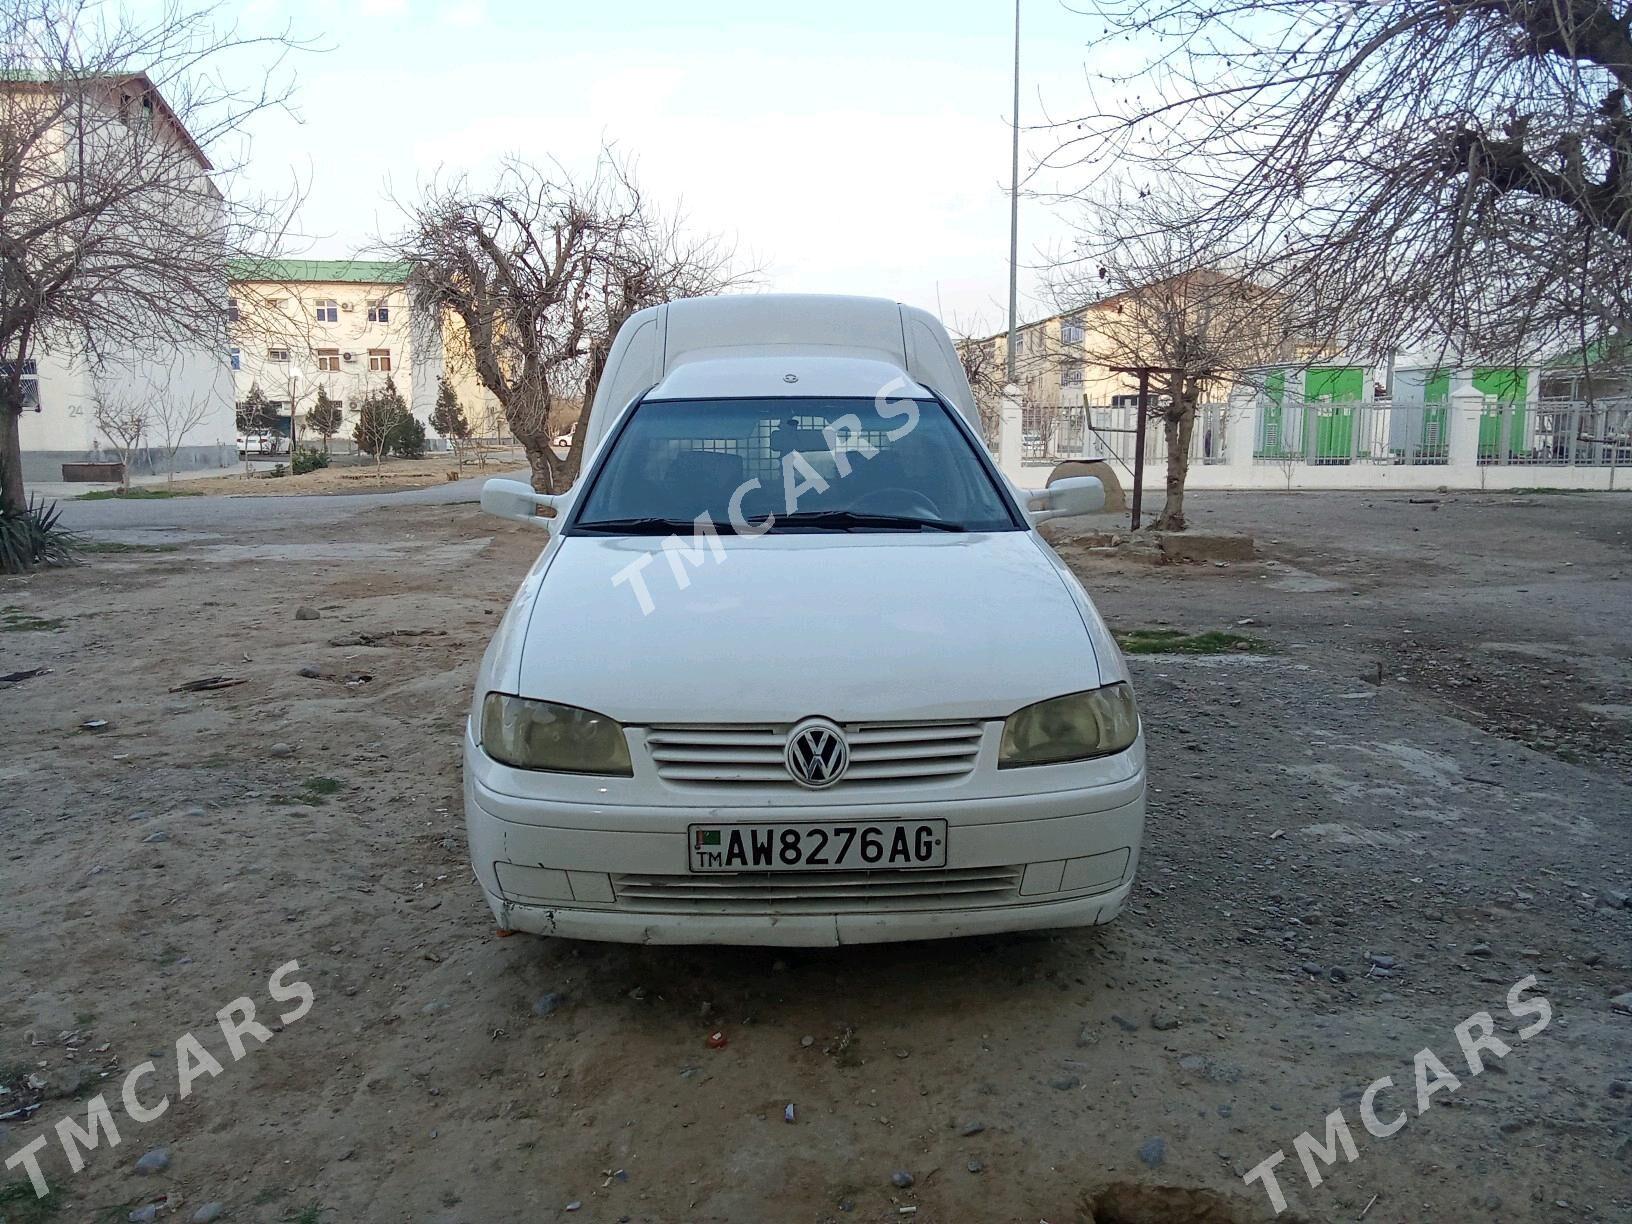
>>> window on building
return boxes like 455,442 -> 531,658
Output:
1061,316 -> 1085,345
368,348 -> 392,372
316,347 -> 341,372
267,347 -> 290,363
1062,362 -> 1084,386
226,297 -> 239,323
1,359 -> 40,409
367,299 -> 391,323
315,298 -> 339,323
230,347 -> 240,371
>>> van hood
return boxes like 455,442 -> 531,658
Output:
510,531 -> 1101,724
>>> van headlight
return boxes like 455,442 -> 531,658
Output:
480,694 -> 633,776
998,683 -> 1139,768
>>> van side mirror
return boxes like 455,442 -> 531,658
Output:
480,478 -> 560,528
1024,476 -> 1106,526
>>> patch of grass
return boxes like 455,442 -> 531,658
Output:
76,540 -> 180,554
1114,628 -> 1271,656
73,487 -> 201,501
0,607 -> 63,633
0,1177 -> 60,1221
302,776 -> 342,798
285,1206 -> 325,1224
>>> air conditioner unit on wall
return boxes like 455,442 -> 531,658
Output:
341,302 -> 355,311
342,352 -> 356,362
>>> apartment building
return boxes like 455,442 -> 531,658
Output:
976,273 -> 1302,415
227,259 -> 501,447
10,71 -> 237,481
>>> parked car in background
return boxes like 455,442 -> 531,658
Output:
236,431 -> 288,456
465,294 -> 1144,946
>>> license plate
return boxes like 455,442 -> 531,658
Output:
688,820 -> 948,873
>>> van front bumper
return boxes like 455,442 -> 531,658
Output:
463,738 -> 1145,947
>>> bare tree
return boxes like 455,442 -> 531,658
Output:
1047,1 -> 1632,370
147,385 -> 214,486
952,330 -> 1006,444
388,150 -> 748,493
89,386 -> 149,492
1051,187 -> 1296,530
0,0 -> 304,515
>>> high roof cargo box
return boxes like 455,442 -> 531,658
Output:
581,293 -> 979,455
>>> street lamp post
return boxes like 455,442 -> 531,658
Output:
1006,0 -> 1021,386
287,367 -> 303,456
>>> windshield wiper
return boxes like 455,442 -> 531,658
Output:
756,511 -> 967,533
573,516 -> 707,535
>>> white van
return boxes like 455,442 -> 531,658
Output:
465,294 -> 1145,945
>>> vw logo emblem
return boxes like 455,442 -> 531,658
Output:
785,718 -> 848,789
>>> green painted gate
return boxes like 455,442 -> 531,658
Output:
1306,366 -> 1363,463
1258,371 -> 1289,456
1474,367 -> 1527,460
1422,371 -> 1449,456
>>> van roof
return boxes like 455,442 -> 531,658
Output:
647,355 -> 931,402
582,293 -> 978,455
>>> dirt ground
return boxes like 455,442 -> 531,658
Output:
1,490 -> 1629,1224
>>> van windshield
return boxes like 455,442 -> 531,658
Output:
572,397 -> 1020,534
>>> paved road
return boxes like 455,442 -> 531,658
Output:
54,468 -> 529,535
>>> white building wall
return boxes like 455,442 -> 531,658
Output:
15,89 -> 237,482
230,278 -> 453,447
18,339 -> 237,481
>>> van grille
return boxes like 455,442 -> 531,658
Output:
644,721 -> 985,788
611,866 -> 1023,914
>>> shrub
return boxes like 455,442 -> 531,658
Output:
395,414 -> 427,459
305,389 -> 343,449
352,396 -> 394,457
291,448 -> 330,476
352,378 -> 425,460
430,377 -> 471,443
0,497 -> 80,573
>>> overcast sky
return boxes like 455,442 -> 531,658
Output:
193,0 -> 1107,335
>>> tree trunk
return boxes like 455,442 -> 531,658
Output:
0,406 -> 25,515
509,391 -> 591,495
2,329 -> 32,515
1153,381 -> 1198,532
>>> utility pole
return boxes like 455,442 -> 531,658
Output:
1006,0 -> 1021,385
1110,364 -> 1182,531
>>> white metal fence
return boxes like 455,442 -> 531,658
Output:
1251,398 -> 1630,468
1023,403 -> 1232,468
1253,401 -> 1450,465
1016,396 -> 1630,476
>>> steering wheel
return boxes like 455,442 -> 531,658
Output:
849,487 -> 944,519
